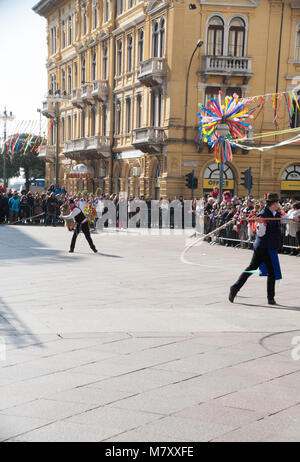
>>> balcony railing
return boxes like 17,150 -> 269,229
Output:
63,136 -> 111,160
132,127 -> 166,153
91,80 -> 108,102
42,99 -> 56,118
71,88 -> 83,108
201,56 -> 253,81
81,83 -> 94,104
38,145 -> 56,163
138,58 -> 166,87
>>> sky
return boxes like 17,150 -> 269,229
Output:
0,0 -> 48,138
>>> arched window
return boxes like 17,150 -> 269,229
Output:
68,115 -> 72,140
91,106 -> 96,136
117,40 -> 122,76
61,117 -> 65,142
102,105 -> 107,136
102,42 -> 108,79
104,0 -> 109,22
116,100 -> 121,135
93,1 -> 98,29
68,15 -> 72,45
61,69 -> 66,92
68,66 -> 72,94
153,21 -> 159,57
81,109 -> 85,137
61,19 -> 66,49
127,35 -> 133,72
91,49 -> 97,81
160,18 -> 165,57
228,17 -> 245,57
81,55 -> 86,84
74,62 -> 78,88
207,16 -> 224,56
204,86 -> 221,105
136,94 -> 142,128
138,29 -> 144,63
82,10 -> 87,36
126,98 -> 131,133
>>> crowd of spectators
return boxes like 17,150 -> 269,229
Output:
0,184 -> 299,254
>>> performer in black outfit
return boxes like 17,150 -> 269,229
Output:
61,199 -> 98,253
229,193 -> 298,305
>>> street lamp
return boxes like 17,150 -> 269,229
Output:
0,107 -> 15,188
183,39 -> 204,143
42,90 -> 69,190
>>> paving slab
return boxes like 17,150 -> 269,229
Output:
1,226 -> 300,441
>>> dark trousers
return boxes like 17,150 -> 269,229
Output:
232,247 -> 276,300
70,222 -> 96,252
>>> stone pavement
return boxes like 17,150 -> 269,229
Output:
0,225 -> 299,442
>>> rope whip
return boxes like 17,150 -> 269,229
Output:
180,217 -> 296,273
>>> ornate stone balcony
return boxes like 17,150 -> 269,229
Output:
38,145 -> 56,163
138,58 -> 166,87
132,127 -> 166,153
91,80 -> 108,102
201,56 -> 253,83
63,136 -> 111,160
42,99 -> 56,118
81,83 -> 94,105
71,88 -> 83,108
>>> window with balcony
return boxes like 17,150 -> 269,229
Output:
117,40 -> 123,76
102,104 -> 107,136
74,62 -> 78,88
81,109 -> 85,137
151,89 -> 163,126
102,42 -> 108,79
91,106 -> 96,136
127,35 -> 133,72
61,19 -> 66,49
136,94 -> 142,128
228,18 -> 245,57
207,16 -> 224,56
68,115 -> 72,140
74,113 -> 78,138
61,117 -> 65,142
116,100 -> 122,135
138,29 -> 144,63
92,49 -> 97,81
50,73 -> 57,95
152,18 -> 165,58
68,66 -> 72,94
126,98 -> 131,133
81,55 -> 86,84
68,15 -> 72,45
62,69 -> 66,92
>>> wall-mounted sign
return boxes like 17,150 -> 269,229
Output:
281,180 -> 300,191
203,179 -> 235,189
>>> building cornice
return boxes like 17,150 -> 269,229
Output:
199,0 -> 259,7
32,0 -> 65,17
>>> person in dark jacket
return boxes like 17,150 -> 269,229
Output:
229,193 -> 299,305
45,192 -> 58,226
0,192 -> 9,223
60,199 -> 98,253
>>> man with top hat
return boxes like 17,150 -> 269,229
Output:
60,199 -> 98,253
229,193 -> 298,305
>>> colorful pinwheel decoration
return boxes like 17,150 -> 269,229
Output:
197,91 -> 253,163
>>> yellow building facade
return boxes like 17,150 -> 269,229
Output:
33,0 -> 300,199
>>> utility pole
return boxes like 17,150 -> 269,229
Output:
0,107 -> 15,188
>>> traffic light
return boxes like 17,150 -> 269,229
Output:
240,167 -> 253,194
185,172 -> 193,189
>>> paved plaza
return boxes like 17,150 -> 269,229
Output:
0,225 -> 300,442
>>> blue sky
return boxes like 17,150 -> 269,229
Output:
0,0 -> 47,135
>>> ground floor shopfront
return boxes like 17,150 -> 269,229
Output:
44,142 -> 300,200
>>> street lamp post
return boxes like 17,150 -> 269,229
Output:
55,102 -> 59,190
0,107 -> 15,188
216,122 -> 230,199
183,39 -> 204,143
37,108 -> 42,133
